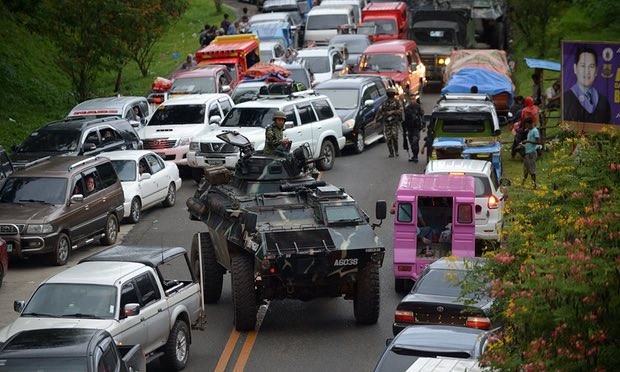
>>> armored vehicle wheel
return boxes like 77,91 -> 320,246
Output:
162,183 -> 176,207
191,233 -> 225,303
101,214 -> 118,245
354,261 -> 380,324
127,197 -> 141,224
231,254 -> 257,331
161,320 -> 190,371
316,140 -> 335,171
49,233 -> 70,266
353,131 -> 365,154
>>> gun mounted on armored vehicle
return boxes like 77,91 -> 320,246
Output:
187,131 -> 387,331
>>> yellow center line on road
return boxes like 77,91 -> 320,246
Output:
233,331 -> 258,372
214,329 -> 240,372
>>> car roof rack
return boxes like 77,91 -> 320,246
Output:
257,82 -> 317,100
15,156 -> 51,170
67,156 -> 102,171
438,93 -> 493,103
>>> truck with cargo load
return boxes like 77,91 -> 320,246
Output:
359,1 -> 408,42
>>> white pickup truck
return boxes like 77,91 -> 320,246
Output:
0,246 -> 203,371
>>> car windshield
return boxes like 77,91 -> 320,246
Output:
416,269 -> 470,297
306,14 -> 349,30
148,104 -> 205,125
374,19 -> 397,35
413,29 -> 456,45
0,357 -> 87,371
315,88 -> 359,109
0,177 -> 67,204
111,160 -> 137,182
301,56 -> 330,73
221,107 -> 277,128
170,77 -> 216,94
23,283 -> 117,319
362,53 -> 407,72
324,205 -> 363,224
18,130 -> 80,152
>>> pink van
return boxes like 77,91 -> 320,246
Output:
392,174 -> 476,292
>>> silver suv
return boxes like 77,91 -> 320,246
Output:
187,90 -> 345,177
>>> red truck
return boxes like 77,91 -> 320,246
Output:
359,2 -> 408,42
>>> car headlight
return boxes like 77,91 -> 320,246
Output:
189,142 -> 200,151
177,137 -> 191,147
444,57 -> 451,65
343,119 -> 355,131
26,224 -> 53,234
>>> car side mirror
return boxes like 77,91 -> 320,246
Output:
209,115 -> 222,125
83,142 -> 97,151
385,338 -> 393,347
128,120 -> 141,128
70,194 -> 84,204
221,85 -> 231,93
14,300 -> 25,313
364,99 -> 374,107
284,121 -> 294,129
140,173 -> 151,180
122,303 -> 141,318
375,200 -> 387,220
335,63 -> 344,72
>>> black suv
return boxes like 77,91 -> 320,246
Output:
314,75 -> 388,153
11,116 -> 142,169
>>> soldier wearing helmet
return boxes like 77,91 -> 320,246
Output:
264,110 -> 292,155
376,87 -> 404,157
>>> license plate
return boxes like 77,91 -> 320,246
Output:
6,242 -> 13,253
207,159 -> 224,166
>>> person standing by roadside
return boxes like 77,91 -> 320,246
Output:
376,87 -> 404,158
531,73 -> 542,106
545,80 -> 561,109
403,96 -> 423,162
521,118 -> 541,189
199,24 -> 210,48
220,13 -> 231,33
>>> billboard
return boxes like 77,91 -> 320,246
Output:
562,41 -> 620,130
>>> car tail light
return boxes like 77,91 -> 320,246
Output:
395,310 -> 414,323
488,195 -> 499,209
466,316 -> 491,330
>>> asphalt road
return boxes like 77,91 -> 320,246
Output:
0,89 -> 440,371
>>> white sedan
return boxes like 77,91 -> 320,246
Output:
105,150 -> 182,223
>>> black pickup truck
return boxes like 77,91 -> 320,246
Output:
0,328 -> 146,372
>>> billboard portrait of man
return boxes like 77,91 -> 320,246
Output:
562,41 -> 618,127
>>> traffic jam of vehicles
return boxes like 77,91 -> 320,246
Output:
0,0 -> 516,370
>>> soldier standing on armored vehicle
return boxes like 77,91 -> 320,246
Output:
264,110 -> 292,155
376,87 -> 404,158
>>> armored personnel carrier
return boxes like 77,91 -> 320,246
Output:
187,131 -> 386,331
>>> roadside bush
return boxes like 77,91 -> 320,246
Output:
479,128 -> 620,370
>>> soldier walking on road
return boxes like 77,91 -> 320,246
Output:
403,96 -> 424,162
376,87 -> 404,157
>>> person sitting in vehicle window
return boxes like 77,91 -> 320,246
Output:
72,183 -> 82,195
101,129 -> 114,143
132,107 -> 142,121
85,175 -> 96,193
138,160 -> 149,176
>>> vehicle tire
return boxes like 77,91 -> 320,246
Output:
353,130 -> 365,154
192,168 -> 204,183
192,233 -> 225,303
354,261 -> 380,324
162,183 -> 176,207
161,320 -> 190,371
49,233 -> 70,266
101,214 -> 118,246
127,197 -> 141,224
316,140 -> 335,171
231,254 -> 257,331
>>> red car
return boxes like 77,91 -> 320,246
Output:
0,237 -> 7,287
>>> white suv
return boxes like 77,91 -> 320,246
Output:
139,94 -> 234,167
425,159 -> 504,243
187,91 -> 345,173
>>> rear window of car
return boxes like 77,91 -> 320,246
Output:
416,269 -> 467,297
221,107 -> 277,128
96,162 -> 119,188
111,160 -> 136,182
311,99 -> 335,120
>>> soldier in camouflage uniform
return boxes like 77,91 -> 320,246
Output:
264,110 -> 291,155
376,87 -> 404,157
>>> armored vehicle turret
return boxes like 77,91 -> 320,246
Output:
187,132 -> 386,331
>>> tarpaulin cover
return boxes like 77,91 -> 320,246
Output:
524,58 -> 561,71
242,63 -> 291,81
250,21 -> 291,48
441,67 -> 514,106
443,49 -> 513,87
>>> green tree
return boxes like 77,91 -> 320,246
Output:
509,0 -> 570,57
477,130 -> 620,370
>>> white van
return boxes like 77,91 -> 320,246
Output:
304,5 -> 356,46
320,0 -> 366,23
